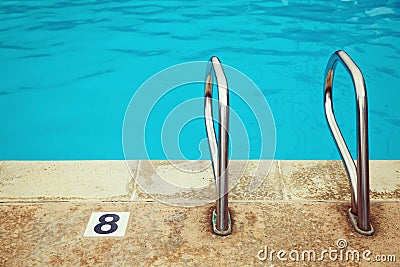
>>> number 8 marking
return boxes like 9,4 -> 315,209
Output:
94,214 -> 120,234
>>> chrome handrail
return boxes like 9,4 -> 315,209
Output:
324,50 -> 374,235
204,56 -> 231,236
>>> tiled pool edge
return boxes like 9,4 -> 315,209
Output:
1,201 -> 399,266
0,161 -> 399,266
0,160 -> 398,203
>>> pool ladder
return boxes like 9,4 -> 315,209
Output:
324,50 -> 374,235
204,56 -> 232,236
203,51 -> 374,236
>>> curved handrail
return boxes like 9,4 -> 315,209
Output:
323,50 -> 374,235
204,56 -> 231,235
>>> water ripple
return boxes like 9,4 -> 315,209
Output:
0,0 -> 399,159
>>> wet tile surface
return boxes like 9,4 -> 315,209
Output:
0,161 -> 134,201
279,160 -> 400,201
131,160 -> 284,203
229,160 -> 284,201
133,160 -> 400,203
279,160 -> 351,201
0,202 -> 398,266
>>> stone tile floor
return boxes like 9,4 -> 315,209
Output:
0,160 -> 399,266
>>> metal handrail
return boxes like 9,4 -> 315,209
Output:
324,50 -> 374,235
204,56 -> 231,236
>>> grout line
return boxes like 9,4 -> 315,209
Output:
130,160 -> 141,201
0,199 -> 157,205
0,199 -> 398,206
277,160 -> 289,200
230,199 -> 347,204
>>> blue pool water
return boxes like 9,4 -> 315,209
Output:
0,0 -> 399,160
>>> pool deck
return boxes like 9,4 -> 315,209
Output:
0,160 -> 399,266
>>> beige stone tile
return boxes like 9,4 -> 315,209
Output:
370,160 -> 400,199
1,160 -> 397,203
0,161 -> 134,201
133,160 -> 217,206
133,160 -> 283,204
279,160 -> 351,201
229,160 -> 284,201
279,160 -> 400,201
0,202 -> 398,266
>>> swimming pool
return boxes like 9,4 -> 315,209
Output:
0,0 -> 399,160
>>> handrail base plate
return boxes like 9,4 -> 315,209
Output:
347,208 -> 374,236
212,209 -> 232,236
